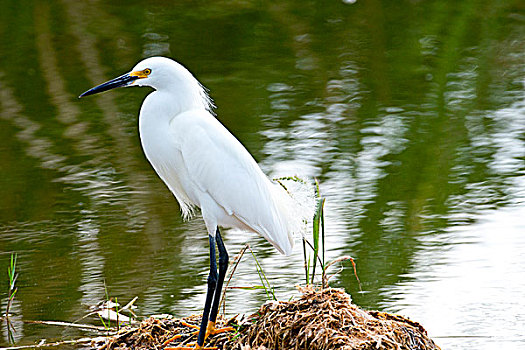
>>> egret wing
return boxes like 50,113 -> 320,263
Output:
170,110 -> 293,254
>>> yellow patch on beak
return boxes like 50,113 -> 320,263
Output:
130,70 -> 149,79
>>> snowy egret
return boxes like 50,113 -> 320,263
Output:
80,57 -> 304,349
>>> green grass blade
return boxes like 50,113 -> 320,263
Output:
321,201 -> 325,268
249,248 -> 276,301
321,201 -> 326,288
311,195 -> 325,284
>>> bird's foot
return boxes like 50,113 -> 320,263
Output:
164,343 -> 217,350
205,321 -> 234,336
180,320 -> 201,331
162,320 -> 195,349
171,319 -> 233,338
161,320 -> 200,348
162,320 -> 232,349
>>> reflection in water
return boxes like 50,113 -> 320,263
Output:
34,2 -> 101,159
0,0 -> 524,347
1,299 -> 23,344
143,32 -> 172,57
389,205 -> 525,349
74,212 -> 106,311
383,98 -> 525,349
0,74 -> 68,172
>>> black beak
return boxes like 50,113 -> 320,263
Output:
79,72 -> 139,98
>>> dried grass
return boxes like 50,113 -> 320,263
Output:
96,287 -> 440,350
94,314 -> 234,350
235,286 -> 440,350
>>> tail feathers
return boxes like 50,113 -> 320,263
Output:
269,177 -> 317,255
237,177 -> 316,256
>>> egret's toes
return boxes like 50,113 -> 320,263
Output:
179,320 -> 201,330
165,343 -> 217,350
162,334 -> 184,347
206,321 -> 234,336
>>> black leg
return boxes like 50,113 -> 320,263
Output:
209,227 -> 229,324
196,235 -> 218,347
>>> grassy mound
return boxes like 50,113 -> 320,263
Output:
97,287 -> 440,350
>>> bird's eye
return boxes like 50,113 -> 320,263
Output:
143,68 -> 152,75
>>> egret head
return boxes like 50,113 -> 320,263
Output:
128,56 -> 181,90
79,57 -> 211,106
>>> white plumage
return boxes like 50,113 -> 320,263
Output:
132,57 -> 297,255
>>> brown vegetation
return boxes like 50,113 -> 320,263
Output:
97,287 -> 439,350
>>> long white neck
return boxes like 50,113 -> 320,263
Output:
137,61 -> 214,118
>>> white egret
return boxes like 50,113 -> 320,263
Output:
80,56 -> 307,349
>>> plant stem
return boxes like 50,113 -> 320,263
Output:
302,238 -> 308,285
6,253 -> 18,319
249,247 -> 276,301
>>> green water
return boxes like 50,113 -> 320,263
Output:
1,1 -> 524,348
